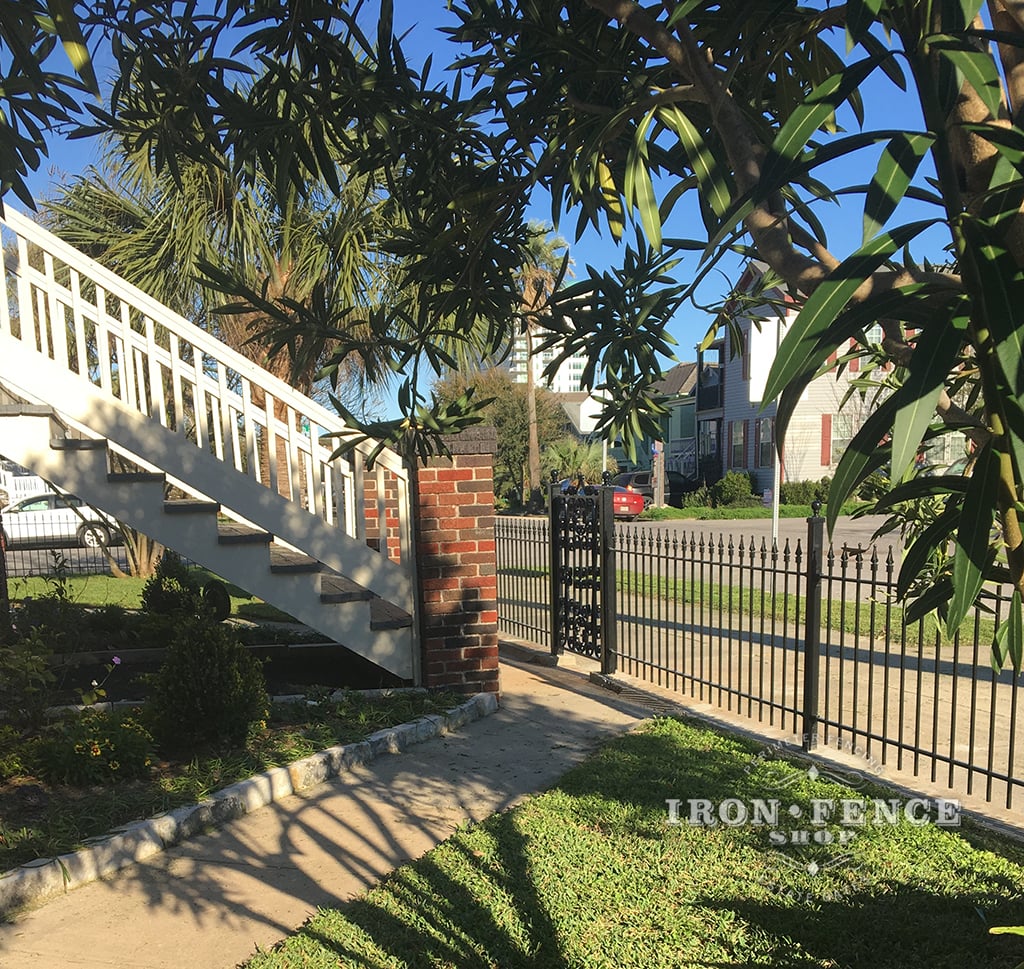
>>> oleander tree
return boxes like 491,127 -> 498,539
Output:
5,0 -> 1024,667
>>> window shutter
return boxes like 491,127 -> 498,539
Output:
754,419 -> 762,468
742,420 -> 749,468
821,414 -> 832,466
726,421 -> 733,469
849,339 -> 860,373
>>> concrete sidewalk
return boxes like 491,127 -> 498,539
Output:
0,655 -> 650,969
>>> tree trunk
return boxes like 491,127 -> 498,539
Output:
525,324 -> 543,512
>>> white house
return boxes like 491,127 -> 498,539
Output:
695,264 -> 891,492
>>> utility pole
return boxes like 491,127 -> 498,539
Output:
652,441 -> 665,506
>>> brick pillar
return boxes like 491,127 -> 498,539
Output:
414,426 -> 500,696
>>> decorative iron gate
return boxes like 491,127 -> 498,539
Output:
549,481 -> 617,673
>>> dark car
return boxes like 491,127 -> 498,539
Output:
612,469 -> 694,507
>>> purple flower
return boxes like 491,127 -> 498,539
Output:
112,656 -> 121,665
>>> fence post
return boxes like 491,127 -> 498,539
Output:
599,482 -> 617,675
548,480 -> 562,657
0,505 -> 9,644
802,499 -> 825,751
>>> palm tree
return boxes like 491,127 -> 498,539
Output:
41,145 -> 399,573
517,221 -> 571,511
43,146 -> 395,407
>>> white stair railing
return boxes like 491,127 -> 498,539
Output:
0,207 -> 412,568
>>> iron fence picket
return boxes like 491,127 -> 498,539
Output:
497,511 -> 1024,814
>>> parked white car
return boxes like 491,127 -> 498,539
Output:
1,492 -> 115,548
0,458 -> 51,508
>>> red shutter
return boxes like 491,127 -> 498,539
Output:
821,414 -> 832,466
849,341 -> 860,373
742,420 -> 749,469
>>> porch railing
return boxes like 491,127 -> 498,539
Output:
0,207 -> 411,567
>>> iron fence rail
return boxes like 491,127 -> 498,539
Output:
495,516 -> 551,650
496,508 -> 1024,813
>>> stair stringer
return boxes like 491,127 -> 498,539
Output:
0,416 -> 415,679
0,337 -> 413,610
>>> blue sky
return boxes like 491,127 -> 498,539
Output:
21,2 -> 952,375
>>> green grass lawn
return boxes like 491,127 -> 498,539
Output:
8,569 -> 297,622
244,717 -> 1024,969
639,501 -> 864,521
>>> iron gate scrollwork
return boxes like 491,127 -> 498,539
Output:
549,478 -> 617,673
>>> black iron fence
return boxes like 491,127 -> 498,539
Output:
496,497 -> 1024,813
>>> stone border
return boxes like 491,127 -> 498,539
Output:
0,691 -> 499,916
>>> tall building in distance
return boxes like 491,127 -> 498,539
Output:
506,323 -> 588,394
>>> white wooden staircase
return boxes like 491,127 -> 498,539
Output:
0,208 -> 419,681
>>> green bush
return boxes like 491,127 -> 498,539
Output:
150,617 -> 269,752
0,724 -> 35,781
36,709 -> 154,785
0,629 -> 57,728
678,484 -> 711,509
710,471 -> 755,507
141,551 -> 202,616
779,476 -> 832,505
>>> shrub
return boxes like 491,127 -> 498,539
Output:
780,477 -> 832,505
711,471 -> 755,507
36,709 -> 153,785
149,617 -> 268,752
0,629 -> 57,728
678,484 -> 711,509
11,560 -> 80,654
0,724 -> 35,781
141,551 -> 202,616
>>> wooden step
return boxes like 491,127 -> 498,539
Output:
49,437 -> 105,450
370,598 -> 413,630
164,498 -> 220,514
109,471 -> 165,484
319,574 -> 373,604
270,548 -> 324,573
217,522 -> 273,545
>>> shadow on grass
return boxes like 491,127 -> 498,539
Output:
244,723 -> 1024,968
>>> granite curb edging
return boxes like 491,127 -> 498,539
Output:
0,691 -> 499,917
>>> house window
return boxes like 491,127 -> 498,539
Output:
830,413 -> 856,466
730,420 -> 747,469
756,419 -> 773,468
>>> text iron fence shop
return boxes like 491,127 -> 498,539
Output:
496,500 -> 1024,813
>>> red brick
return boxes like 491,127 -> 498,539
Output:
443,659 -> 483,673
436,468 -> 475,482
421,577 -> 463,591
451,454 -> 492,467
456,479 -> 493,493
416,480 -> 452,495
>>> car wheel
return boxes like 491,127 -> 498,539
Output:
78,523 -> 110,548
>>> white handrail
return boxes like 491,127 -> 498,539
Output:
0,207 -> 410,564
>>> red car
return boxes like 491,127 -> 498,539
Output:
612,486 -> 645,520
